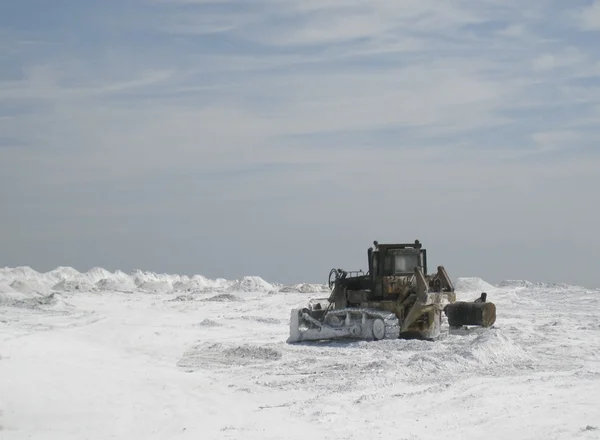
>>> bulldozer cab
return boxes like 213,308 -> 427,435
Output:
367,240 -> 428,300
369,240 -> 427,278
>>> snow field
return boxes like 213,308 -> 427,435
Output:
0,268 -> 599,439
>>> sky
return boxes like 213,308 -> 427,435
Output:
1,0 -> 599,288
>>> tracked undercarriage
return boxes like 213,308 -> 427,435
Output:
287,240 -> 496,344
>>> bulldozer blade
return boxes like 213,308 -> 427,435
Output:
287,308 -> 361,343
287,308 -> 400,343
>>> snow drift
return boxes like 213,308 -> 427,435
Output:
0,266 -> 327,296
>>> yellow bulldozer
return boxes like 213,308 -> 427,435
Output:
287,240 -> 496,343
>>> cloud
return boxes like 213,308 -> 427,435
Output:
531,46 -> 589,72
576,0 -> 600,30
158,0 -> 509,49
531,129 -> 589,152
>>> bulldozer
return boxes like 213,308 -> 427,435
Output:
287,239 -> 496,343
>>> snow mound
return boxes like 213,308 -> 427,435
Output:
9,279 -> 52,294
0,291 -> 72,311
95,275 -> 137,292
84,267 -> 114,284
131,270 -> 179,290
456,329 -> 531,365
0,267 -> 47,290
201,277 -> 232,291
1,266 -> 41,281
454,277 -> 495,293
227,276 -> 274,293
52,277 -> 97,293
172,274 -> 230,292
401,329 -> 532,379
36,293 -> 73,312
2,266 -> 277,295
46,266 -> 81,282
137,281 -> 174,293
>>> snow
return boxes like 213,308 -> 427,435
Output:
453,276 -> 497,293
1,267 -> 599,439
226,276 -> 275,293
0,267 -> 284,295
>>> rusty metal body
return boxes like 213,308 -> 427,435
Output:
287,240 -> 496,343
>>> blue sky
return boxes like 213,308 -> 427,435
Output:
1,0 -> 600,287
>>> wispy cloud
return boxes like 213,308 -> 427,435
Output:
575,0 -> 600,30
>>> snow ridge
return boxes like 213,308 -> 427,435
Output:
0,266 -> 329,295
1,265 -> 591,296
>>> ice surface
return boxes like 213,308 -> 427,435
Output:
1,267 -> 599,440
